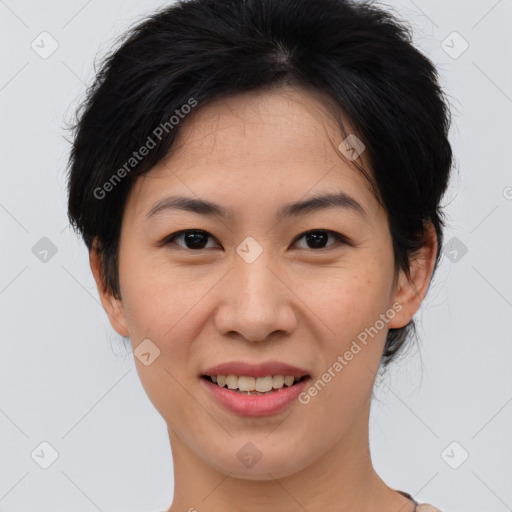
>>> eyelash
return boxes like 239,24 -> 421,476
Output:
162,229 -> 350,252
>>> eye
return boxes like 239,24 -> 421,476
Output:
163,230 -> 219,250
162,229 -> 348,252
293,229 -> 347,250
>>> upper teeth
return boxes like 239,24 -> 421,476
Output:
212,375 -> 298,392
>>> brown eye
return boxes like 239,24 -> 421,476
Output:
165,230 -> 218,250
293,230 -> 346,250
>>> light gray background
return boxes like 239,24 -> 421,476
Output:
1,0 -> 511,511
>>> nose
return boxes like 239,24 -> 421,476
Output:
213,252 -> 298,343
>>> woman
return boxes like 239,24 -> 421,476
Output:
66,0 -> 453,510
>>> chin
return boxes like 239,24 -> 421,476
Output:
199,438 -> 316,481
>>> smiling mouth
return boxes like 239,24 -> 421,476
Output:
201,374 -> 310,395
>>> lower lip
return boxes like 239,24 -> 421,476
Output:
201,377 -> 310,417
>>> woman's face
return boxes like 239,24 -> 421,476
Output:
96,85 -> 425,480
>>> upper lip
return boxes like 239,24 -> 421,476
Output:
201,361 -> 310,379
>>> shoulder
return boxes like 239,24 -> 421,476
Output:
398,490 -> 443,512
416,504 -> 443,512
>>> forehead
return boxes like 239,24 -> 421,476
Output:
125,85 -> 379,220
169,85 -> 360,166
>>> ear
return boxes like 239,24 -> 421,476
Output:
387,221 -> 438,329
89,242 -> 129,337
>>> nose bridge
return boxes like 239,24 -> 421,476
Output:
214,244 -> 297,342
237,253 -> 277,308
234,235 -> 278,305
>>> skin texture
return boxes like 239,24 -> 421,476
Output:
90,85 -> 437,512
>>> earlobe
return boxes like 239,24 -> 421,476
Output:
387,221 -> 438,329
89,243 -> 129,337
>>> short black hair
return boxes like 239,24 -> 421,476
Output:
66,0 -> 453,368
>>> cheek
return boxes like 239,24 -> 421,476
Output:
298,274 -> 392,426
117,253 -> 218,390
302,258 -> 396,394
118,253 -> 206,338
117,261 -> 205,417
308,266 -> 393,337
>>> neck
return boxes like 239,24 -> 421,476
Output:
166,405 -> 414,512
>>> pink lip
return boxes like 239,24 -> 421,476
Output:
201,376 -> 310,416
201,361 -> 309,379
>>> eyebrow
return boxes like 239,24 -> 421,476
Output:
145,192 -> 367,221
